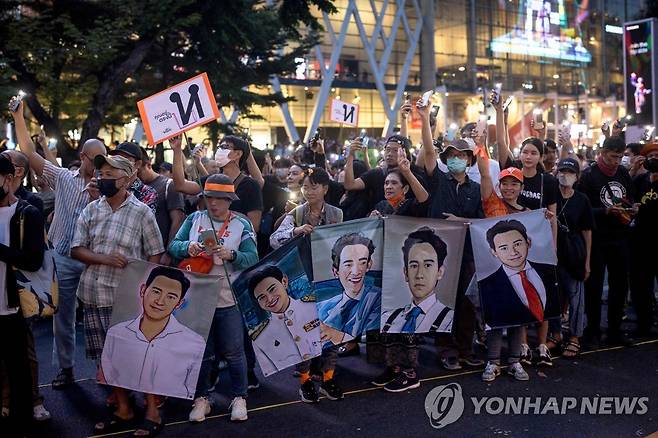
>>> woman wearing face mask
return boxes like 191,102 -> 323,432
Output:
370,150 -> 429,217
268,168 -> 345,404
546,158 -> 594,358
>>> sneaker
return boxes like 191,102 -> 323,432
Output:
384,371 -> 420,393
299,379 -> 319,403
459,354 -> 485,367
440,357 -> 462,371
507,362 -> 529,381
319,378 -> 344,401
229,397 -> 248,422
33,404 -> 51,421
52,368 -> 74,390
536,344 -> 553,367
189,396 -> 211,422
247,370 -> 260,391
520,344 -> 532,366
481,362 -> 501,382
371,367 -> 400,387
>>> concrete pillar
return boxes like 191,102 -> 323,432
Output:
419,0 -> 436,91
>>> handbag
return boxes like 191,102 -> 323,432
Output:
16,211 -> 59,320
177,255 -> 213,274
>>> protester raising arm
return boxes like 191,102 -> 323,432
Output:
477,149 -> 495,202
343,138 -> 367,191
418,98 -> 437,175
399,99 -> 412,139
491,91 -> 510,166
398,148 -> 428,203
245,146 -> 265,188
171,135 -> 202,195
36,128 -> 60,167
8,99 -> 47,176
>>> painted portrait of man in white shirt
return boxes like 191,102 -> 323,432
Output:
101,265 -> 206,399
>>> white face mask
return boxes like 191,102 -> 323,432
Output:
214,149 -> 231,168
621,155 -> 631,169
558,173 -> 577,188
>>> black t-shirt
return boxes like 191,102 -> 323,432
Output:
231,175 -> 264,215
505,158 -> 558,210
262,175 -> 288,219
372,198 -> 427,218
360,165 -> 427,211
577,163 -> 634,237
556,191 -> 594,234
633,173 -> 658,233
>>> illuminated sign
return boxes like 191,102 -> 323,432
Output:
605,25 -> 623,35
624,19 -> 657,127
490,0 -> 592,63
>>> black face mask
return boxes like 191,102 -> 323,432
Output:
98,178 -> 120,198
643,158 -> 658,173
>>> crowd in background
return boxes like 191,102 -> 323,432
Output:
1,89 -> 657,437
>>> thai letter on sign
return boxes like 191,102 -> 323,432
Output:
330,99 -> 359,127
137,73 -> 220,144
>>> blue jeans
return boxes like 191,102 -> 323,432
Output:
550,266 -> 586,338
196,306 -> 248,398
52,253 -> 85,369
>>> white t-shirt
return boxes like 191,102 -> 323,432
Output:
0,202 -> 19,315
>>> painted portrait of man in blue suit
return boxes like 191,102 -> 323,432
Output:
317,233 -> 381,345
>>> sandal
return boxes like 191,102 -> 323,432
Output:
562,341 -> 581,358
546,335 -> 563,353
93,413 -> 135,434
133,419 -> 164,437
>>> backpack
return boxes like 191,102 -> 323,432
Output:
15,210 -> 59,320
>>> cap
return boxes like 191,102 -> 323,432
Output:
498,167 -> 524,183
556,158 -> 580,174
640,142 -> 658,157
439,139 -> 475,164
109,142 -> 142,161
203,174 -> 239,201
94,155 -> 134,176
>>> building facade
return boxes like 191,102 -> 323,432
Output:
240,0 -> 645,149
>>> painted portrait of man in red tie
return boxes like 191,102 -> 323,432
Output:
478,219 -> 560,329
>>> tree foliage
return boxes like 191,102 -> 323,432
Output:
0,0 -> 335,164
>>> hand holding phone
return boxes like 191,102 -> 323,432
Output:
8,90 -> 27,113
420,90 -> 434,107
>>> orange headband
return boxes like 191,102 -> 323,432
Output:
204,183 -> 235,193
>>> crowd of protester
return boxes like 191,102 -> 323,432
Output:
1,90 -> 657,437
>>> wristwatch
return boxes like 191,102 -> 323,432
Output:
230,250 -> 237,262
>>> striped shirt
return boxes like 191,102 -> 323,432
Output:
72,193 -> 165,307
42,161 -> 91,256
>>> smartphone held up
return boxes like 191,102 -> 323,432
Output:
8,90 -> 27,113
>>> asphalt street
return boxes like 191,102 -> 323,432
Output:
10,319 -> 658,438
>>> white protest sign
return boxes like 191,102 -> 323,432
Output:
137,73 -> 220,144
330,99 -> 359,126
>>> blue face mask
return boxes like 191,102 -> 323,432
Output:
446,157 -> 468,174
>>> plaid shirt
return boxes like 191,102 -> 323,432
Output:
72,193 -> 164,307
42,161 -> 92,256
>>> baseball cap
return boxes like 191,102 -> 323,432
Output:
556,158 -> 580,174
110,142 -> 142,161
439,139 -> 475,164
498,167 -> 524,183
203,174 -> 239,201
94,155 -> 134,176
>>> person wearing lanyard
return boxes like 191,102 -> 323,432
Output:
269,168 -> 345,404
168,174 -> 258,423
